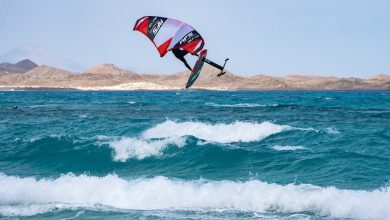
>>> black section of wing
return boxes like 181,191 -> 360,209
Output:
173,30 -> 202,48
147,16 -> 167,40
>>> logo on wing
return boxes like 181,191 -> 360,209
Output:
179,31 -> 201,46
152,19 -> 164,35
147,17 -> 167,39
180,32 -> 194,44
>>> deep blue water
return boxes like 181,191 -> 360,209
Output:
0,90 -> 389,219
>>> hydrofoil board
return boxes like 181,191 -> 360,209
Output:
185,50 -> 207,89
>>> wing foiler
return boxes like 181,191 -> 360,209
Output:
133,16 -> 229,88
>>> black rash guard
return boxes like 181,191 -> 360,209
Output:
172,48 -> 192,71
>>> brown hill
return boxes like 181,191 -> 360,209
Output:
0,65 -> 73,88
0,60 -> 389,90
85,64 -> 136,75
75,64 -> 143,87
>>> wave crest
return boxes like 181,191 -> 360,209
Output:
0,173 -> 389,219
107,137 -> 186,161
98,120 -> 311,160
142,120 -> 291,143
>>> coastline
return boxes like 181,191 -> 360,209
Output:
1,85 -> 389,92
1,63 -> 389,91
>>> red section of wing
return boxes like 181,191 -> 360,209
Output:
157,38 -> 173,57
180,39 -> 203,55
134,16 -> 164,56
133,17 -> 149,35
134,16 -> 205,57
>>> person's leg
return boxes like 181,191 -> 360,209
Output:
172,49 -> 192,71
180,57 -> 192,71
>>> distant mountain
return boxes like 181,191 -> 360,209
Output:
0,44 -> 84,72
0,59 -> 38,73
15,59 -> 38,71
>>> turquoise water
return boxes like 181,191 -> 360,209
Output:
0,90 -> 390,219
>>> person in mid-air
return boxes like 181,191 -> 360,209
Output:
172,48 -> 192,71
134,16 -> 229,88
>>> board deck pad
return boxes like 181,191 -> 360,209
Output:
185,50 -> 207,88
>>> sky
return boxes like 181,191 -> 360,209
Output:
0,0 -> 389,77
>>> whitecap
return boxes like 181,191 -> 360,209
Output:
325,127 -> 341,134
29,136 -> 41,142
107,136 -> 186,161
142,120 -> 292,143
95,135 -> 115,141
0,204 -> 79,217
272,145 -> 306,151
1,173 -> 390,219
205,103 -> 275,108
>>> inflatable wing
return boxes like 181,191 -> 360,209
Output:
133,16 -> 205,57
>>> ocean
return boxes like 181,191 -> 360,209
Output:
0,90 -> 390,219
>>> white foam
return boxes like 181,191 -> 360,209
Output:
95,135 -> 114,140
0,204 -> 78,217
325,127 -> 341,134
206,103 -> 277,108
142,120 -> 291,143
26,134 -> 64,143
272,145 -> 306,151
107,137 -> 186,161
1,173 -> 389,219
29,136 -> 41,142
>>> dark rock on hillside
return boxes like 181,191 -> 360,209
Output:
0,59 -> 38,73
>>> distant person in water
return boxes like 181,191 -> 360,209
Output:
172,48 -> 192,71
12,106 -> 18,110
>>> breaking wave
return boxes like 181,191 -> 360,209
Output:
142,120 -> 292,143
106,136 -> 186,161
0,173 -> 389,219
17,120 -> 314,162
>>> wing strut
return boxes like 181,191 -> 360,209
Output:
203,57 -> 230,77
